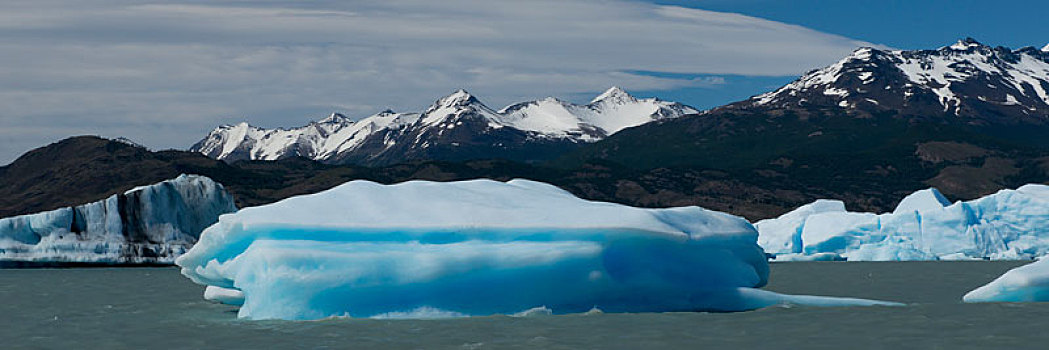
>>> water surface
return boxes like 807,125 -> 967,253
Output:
0,261 -> 1043,349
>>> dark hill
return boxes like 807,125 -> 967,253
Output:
2,136 -> 821,220
555,104 -> 1049,215
0,137 -> 225,217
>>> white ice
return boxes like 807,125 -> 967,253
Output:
964,258 -> 1049,303
756,185 -> 1049,261
204,286 -> 245,306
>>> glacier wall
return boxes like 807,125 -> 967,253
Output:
177,179 -> 896,320
757,185 -> 1049,261
0,174 -> 237,264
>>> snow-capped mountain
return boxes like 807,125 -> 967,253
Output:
190,111 -> 420,162
191,87 -> 697,165
501,87 -> 699,141
739,38 -> 1049,124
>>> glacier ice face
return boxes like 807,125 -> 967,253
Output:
892,188 -> 951,214
177,179 -> 895,320
756,184 -> 1049,261
755,199 -> 846,255
964,258 -> 1049,303
0,174 -> 237,264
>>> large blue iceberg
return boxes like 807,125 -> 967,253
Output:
0,174 -> 236,264
756,185 -> 1049,261
176,179 -> 896,320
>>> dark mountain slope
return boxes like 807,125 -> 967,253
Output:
3,136 -> 812,220
0,137 -> 226,217
558,40 -> 1049,210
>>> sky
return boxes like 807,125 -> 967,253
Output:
1,0 -> 1046,164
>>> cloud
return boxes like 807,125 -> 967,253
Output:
0,0 -> 871,163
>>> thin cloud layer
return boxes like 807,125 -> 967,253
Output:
0,0 -> 871,163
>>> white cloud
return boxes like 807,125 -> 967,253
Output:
0,0 -> 872,163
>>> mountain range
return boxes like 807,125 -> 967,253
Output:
562,38 -> 1049,203
3,39 -> 1048,222
191,87 -> 697,165
0,136 -> 794,221
736,38 -> 1049,124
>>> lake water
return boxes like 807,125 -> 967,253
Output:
1,261 -> 1045,349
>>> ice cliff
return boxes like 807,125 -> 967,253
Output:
0,174 -> 236,264
176,179 -> 896,320
756,185 -> 1049,261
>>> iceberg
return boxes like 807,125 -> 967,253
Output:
964,258 -> 1049,303
756,185 -> 1049,261
204,286 -> 245,306
0,174 -> 236,264
177,179 -> 896,320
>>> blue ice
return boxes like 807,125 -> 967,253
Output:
177,179 -> 898,320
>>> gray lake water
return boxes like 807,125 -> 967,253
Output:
1,261 -> 1045,349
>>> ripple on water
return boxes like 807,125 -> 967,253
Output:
0,262 -> 1046,349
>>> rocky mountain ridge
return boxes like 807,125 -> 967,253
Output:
192,87 -> 697,165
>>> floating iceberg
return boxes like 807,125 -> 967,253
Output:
0,174 -> 236,264
204,286 -> 245,306
964,258 -> 1049,302
177,179 -> 897,320
756,185 -> 1049,261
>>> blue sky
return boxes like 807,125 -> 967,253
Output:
652,0 -> 1048,50
0,0 -> 1043,164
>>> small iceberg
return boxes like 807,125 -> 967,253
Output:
964,258 -> 1049,303
177,179 -> 897,320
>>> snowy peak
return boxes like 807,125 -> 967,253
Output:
192,88 -> 697,164
1042,44 -> 1049,52
422,89 -> 496,118
590,86 -> 636,104
747,39 -> 1049,123
429,89 -> 483,111
418,89 -> 502,129
375,109 -> 398,117
317,112 -> 352,125
946,37 -> 985,51
500,87 -> 698,140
